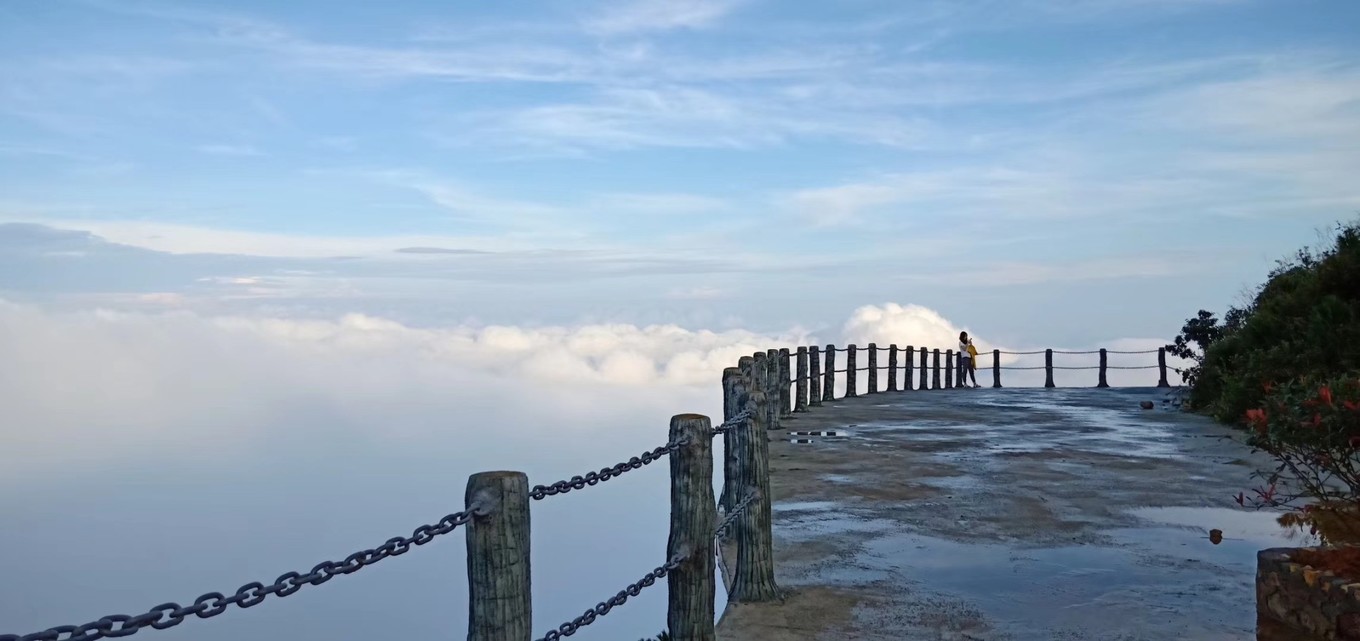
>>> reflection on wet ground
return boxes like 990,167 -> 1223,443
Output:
718,388 -> 1303,641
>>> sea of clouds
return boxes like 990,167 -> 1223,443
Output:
0,300 -> 1187,640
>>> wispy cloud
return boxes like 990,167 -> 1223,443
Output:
581,0 -> 742,35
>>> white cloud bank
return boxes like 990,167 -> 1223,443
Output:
0,300 -> 1187,483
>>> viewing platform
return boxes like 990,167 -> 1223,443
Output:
716,387 -> 1291,641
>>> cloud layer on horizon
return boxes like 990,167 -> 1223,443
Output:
0,299 -> 1186,484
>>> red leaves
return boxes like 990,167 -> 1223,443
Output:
1246,408 -> 1269,434
1313,413 -> 1324,428
1235,492 -> 1246,506
1263,380 -> 1275,394
1345,400 -> 1360,412
1320,385 -> 1335,407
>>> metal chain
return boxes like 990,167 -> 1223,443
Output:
711,409 -> 751,435
1,508 -> 479,641
529,436 -> 691,501
534,553 -> 688,641
715,491 -> 758,540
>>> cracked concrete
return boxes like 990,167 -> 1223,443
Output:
716,387 -> 1312,641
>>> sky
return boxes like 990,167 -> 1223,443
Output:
2,0 -> 1358,638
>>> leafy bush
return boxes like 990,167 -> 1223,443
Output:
1168,219 -> 1360,422
1237,377 -> 1360,543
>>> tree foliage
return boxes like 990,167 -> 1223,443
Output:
1169,218 -> 1360,422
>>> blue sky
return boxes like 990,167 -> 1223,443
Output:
2,0 -> 1359,345
5,3 -> 1360,638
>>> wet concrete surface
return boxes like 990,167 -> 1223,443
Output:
716,387 -> 1315,641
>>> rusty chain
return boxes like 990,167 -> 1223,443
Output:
534,553 -> 688,641
1,507 -> 481,641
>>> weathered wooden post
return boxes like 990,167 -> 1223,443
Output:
719,367 -> 745,512
794,347 -> 809,413
931,349 -> 941,389
777,348 -> 792,418
992,349 -> 1002,388
667,414 -> 717,641
845,344 -> 858,398
904,346 -> 914,391
866,343 -> 878,394
1097,348 -> 1110,388
918,347 -> 928,390
822,345 -> 836,402
466,471 -> 531,641
730,389 -> 782,602
945,350 -> 955,389
887,345 -> 899,392
765,349 -> 782,430
1044,349 -> 1056,388
1158,348 -> 1171,388
808,345 -> 822,407
752,352 -> 768,407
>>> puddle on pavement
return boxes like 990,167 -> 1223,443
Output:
773,500 -> 842,514
1126,506 -> 1318,548
772,500 -> 1303,640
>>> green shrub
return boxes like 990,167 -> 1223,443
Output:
1169,218 -> 1360,423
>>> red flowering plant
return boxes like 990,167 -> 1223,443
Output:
1238,377 -> 1360,543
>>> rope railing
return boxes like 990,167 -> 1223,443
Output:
784,343 -> 1173,396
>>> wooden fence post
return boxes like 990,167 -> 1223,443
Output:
928,349 -> 938,389
904,346 -> 914,391
1158,348 -> 1171,388
822,345 -> 836,402
945,350 -> 955,389
866,343 -> 878,394
719,367 -> 745,512
466,471 -> 531,641
1097,348 -> 1110,388
795,347 -> 809,413
765,349 -> 782,430
845,344 -> 858,398
919,347 -> 928,390
808,345 -> 822,407
668,414 -> 717,641
751,352 -> 768,409
992,349 -> 1002,388
777,348 -> 792,418
887,345 -> 899,392
1044,349 -> 1056,388
730,389 -> 782,602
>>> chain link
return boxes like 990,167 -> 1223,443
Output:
534,553 -> 688,641
711,409 -> 750,435
529,436 -> 691,501
715,491 -> 758,540
1,508 -> 479,641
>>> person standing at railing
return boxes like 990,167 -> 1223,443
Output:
958,331 -> 980,388
966,337 -> 980,388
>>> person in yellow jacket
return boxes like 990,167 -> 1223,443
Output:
966,337 -> 981,387
958,331 -> 980,388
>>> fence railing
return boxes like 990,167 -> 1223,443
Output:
793,343 -> 1171,399
3,342 -> 1170,641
